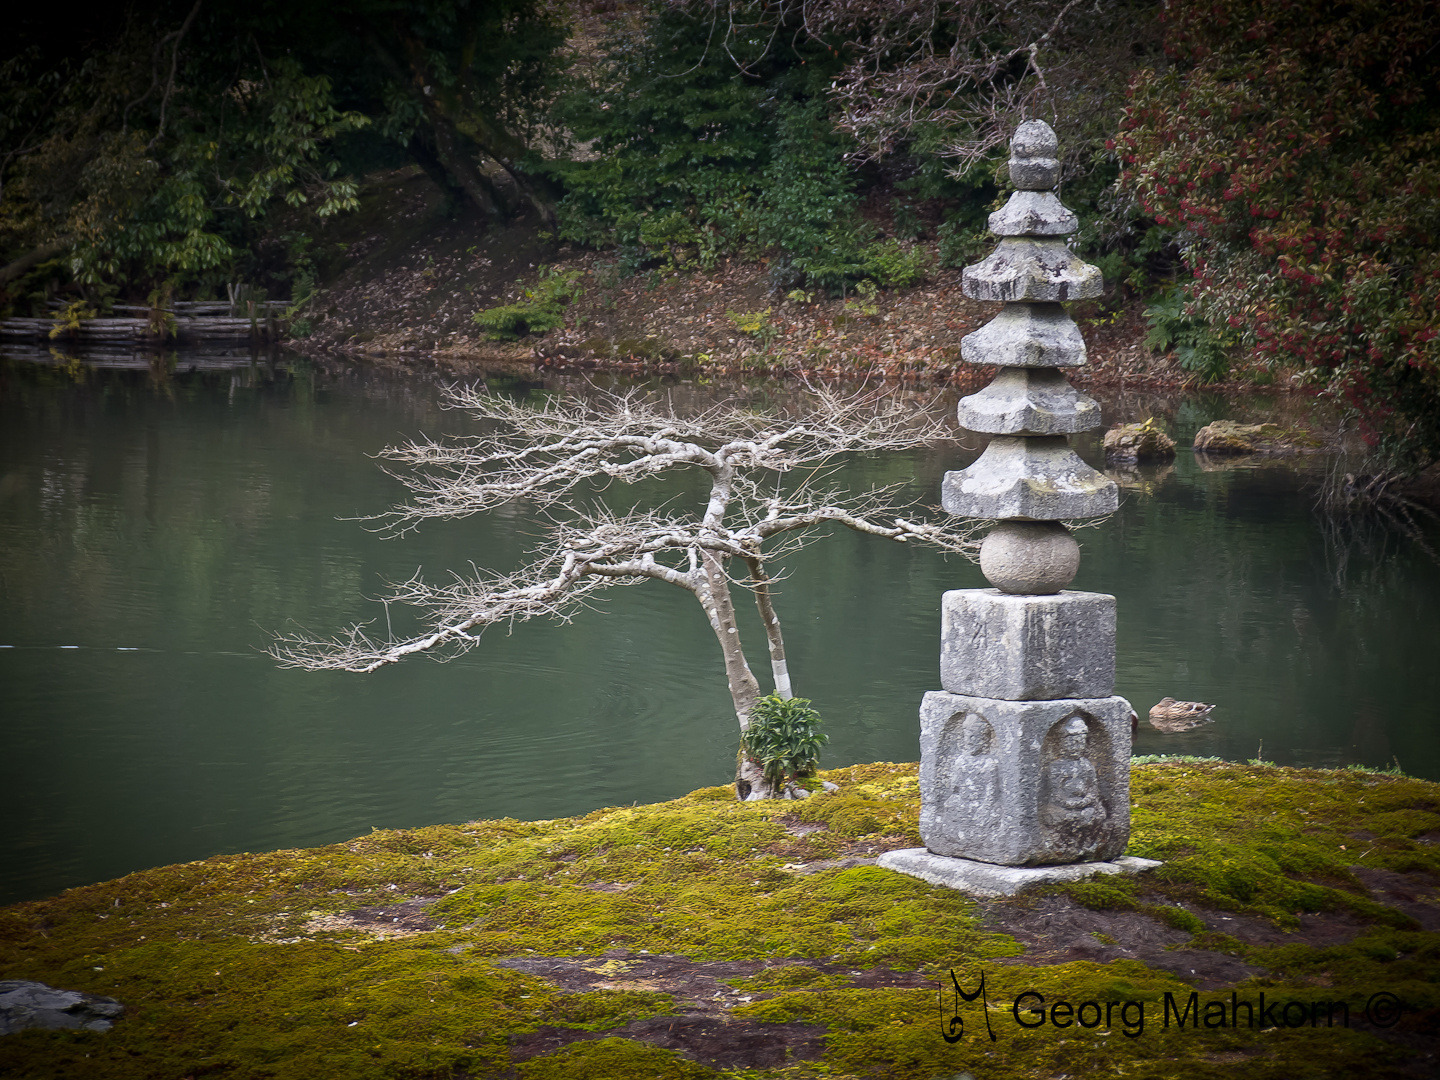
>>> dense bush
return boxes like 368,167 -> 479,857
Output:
1142,290 -> 1238,383
545,3 -> 872,289
1117,0 -> 1440,469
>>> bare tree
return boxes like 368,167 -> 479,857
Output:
272,384 -> 978,799
669,0 -> 1161,180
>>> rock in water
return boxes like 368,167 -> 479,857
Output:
1103,419 -> 1177,464
0,980 -> 124,1035
1192,421 -> 1319,455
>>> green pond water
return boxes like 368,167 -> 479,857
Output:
2,351 -> 1438,906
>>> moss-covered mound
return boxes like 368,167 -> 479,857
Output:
2,760 -> 1438,1078
1192,421 -> 1323,456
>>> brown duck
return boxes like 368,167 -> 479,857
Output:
1148,697 -> 1215,732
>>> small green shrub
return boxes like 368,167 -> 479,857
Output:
48,299 -> 97,338
861,238 -> 932,288
472,266 -> 583,340
1143,290 -> 1236,382
741,694 -> 828,788
841,279 -> 880,319
726,307 -> 776,346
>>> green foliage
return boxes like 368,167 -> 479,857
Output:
741,694 -> 827,788
1,26 -> 366,303
937,215 -> 993,269
472,266 -> 583,340
859,239 -> 932,288
46,300 -> 95,338
1143,290 -> 1238,382
725,307 -> 777,351
1117,0 -> 1440,470
1,1 -> 571,303
841,279 -> 880,319
545,4 -> 866,289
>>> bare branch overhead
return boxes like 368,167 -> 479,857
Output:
273,384 -> 979,676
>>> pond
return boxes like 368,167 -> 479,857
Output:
2,349 -> 1438,906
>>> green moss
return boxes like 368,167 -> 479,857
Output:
517,1037 -> 715,1079
1142,902 -> 1208,937
727,964 -> 851,993
1121,761 -> 1440,927
2,761 -> 1439,1078
1060,874 -> 1143,911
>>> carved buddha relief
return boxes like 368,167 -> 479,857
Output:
938,711 -> 1001,832
1040,715 -> 1107,833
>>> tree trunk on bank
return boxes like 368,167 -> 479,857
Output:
367,36 -> 507,221
696,550 -> 779,800
0,240 -> 67,288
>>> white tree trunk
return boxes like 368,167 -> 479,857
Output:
696,550 -> 782,800
745,555 -> 792,699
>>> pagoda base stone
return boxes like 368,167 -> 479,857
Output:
878,849 -> 1161,899
918,691 -> 1133,865
941,588 -> 1115,700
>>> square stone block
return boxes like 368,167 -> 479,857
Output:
917,691 -> 1133,866
941,588 -> 1114,701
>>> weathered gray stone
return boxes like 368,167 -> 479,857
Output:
960,303 -> 1087,368
915,691 -> 1133,865
988,190 -> 1077,236
878,849 -> 1161,898
962,239 -> 1103,303
940,588 -> 1115,700
941,436 -> 1118,520
979,521 -> 1079,594
956,366 -> 1101,435
1008,119 -> 1062,190
0,980 -> 124,1035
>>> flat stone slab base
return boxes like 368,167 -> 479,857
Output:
877,848 -> 1162,899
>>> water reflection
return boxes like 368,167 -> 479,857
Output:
1,349 -> 1436,906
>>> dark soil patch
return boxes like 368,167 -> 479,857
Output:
493,952 -> 929,1068
1348,866 -> 1440,931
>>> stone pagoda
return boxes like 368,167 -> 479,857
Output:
879,121 -> 1157,897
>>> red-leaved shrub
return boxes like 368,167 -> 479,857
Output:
1117,0 -> 1440,468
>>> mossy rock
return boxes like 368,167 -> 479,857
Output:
1104,418 -> 1177,463
1193,420 -> 1322,455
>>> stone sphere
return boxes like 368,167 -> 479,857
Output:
979,521 -> 1080,594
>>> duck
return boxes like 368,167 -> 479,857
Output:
1148,697 -> 1215,733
